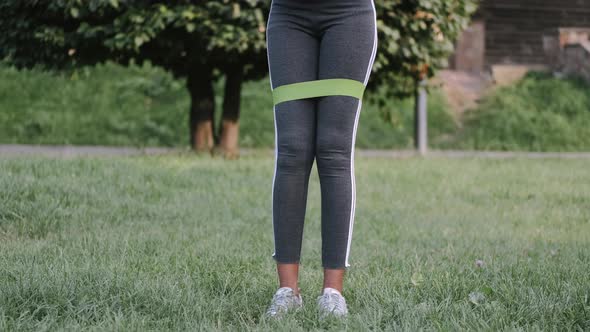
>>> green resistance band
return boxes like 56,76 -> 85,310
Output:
272,78 -> 365,106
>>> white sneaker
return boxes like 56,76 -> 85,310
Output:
265,287 -> 303,318
317,288 -> 348,319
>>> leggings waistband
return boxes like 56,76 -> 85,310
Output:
271,0 -> 374,10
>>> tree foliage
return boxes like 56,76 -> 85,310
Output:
372,0 -> 478,97
1,0 -> 476,90
1,0 -> 268,77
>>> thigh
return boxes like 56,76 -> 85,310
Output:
266,6 -> 320,157
316,9 -> 377,148
318,9 -> 377,84
266,7 -> 320,89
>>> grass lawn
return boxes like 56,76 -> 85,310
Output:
0,155 -> 589,331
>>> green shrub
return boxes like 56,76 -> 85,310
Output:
5,64 -> 589,152
455,72 -> 590,151
0,61 -> 188,147
0,62 -> 458,149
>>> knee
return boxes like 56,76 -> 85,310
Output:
276,138 -> 314,174
316,135 -> 352,174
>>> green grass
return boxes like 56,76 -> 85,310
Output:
1,155 -> 589,331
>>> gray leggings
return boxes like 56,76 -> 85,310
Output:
266,0 -> 377,269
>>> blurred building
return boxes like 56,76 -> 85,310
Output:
450,0 -> 590,82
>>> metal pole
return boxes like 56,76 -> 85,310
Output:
414,79 -> 428,155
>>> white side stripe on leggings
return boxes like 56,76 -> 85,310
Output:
344,0 -> 378,268
267,0 -> 278,258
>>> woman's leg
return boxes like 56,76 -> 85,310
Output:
266,5 -> 320,290
315,2 -> 378,283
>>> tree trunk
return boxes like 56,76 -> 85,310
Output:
187,67 -> 215,152
216,68 -> 243,159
